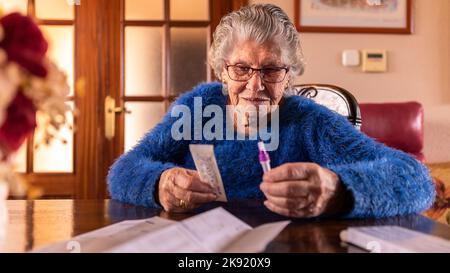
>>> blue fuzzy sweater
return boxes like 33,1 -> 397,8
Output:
107,82 -> 435,218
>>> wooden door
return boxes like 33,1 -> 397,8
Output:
2,0 -> 246,199
107,0 -> 247,196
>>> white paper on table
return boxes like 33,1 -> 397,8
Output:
35,216 -> 176,253
33,207 -> 290,253
189,144 -> 227,202
340,225 -> 450,253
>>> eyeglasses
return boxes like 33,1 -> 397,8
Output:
225,64 -> 289,83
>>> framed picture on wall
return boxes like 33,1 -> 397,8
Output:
294,0 -> 413,34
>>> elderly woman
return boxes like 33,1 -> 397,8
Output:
107,4 -> 435,218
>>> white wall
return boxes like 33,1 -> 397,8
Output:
250,0 -> 450,163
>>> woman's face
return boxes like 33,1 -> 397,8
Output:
222,39 -> 289,108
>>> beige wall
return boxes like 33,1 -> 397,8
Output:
250,0 -> 450,163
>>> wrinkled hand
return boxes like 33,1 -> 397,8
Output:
260,162 -> 345,218
158,167 -> 217,212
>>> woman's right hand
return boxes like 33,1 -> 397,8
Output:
158,167 -> 217,212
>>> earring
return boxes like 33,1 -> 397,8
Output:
222,79 -> 228,95
284,80 -> 290,91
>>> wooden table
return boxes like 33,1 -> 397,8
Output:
1,199 -> 450,253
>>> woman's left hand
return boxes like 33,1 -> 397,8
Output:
260,162 -> 346,218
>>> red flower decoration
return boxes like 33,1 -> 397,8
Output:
0,90 -> 37,154
0,12 -> 48,77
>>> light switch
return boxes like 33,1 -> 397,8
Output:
342,50 -> 360,67
362,49 -> 387,72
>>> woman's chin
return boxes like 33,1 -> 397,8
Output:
238,100 -> 270,108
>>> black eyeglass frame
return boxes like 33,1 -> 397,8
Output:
225,63 -> 290,83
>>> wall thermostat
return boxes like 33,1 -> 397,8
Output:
362,49 -> 387,72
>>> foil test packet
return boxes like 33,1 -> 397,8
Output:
189,144 -> 227,202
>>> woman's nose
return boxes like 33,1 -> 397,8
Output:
246,72 -> 265,92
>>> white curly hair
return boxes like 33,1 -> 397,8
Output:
208,3 -> 306,83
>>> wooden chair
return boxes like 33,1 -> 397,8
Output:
293,84 -> 362,130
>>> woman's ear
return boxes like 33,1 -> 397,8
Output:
284,74 -> 291,89
221,71 -> 229,95
221,71 -> 227,82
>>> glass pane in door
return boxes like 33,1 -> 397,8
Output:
124,102 -> 165,152
170,0 -> 209,21
125,27 -> 163,96
170,27 -> 208,95
0,0 -> 27,14
125,0 -> 164,20
40,25 -> 75,96
33,102 -> 74,173
35,0 -> 74,20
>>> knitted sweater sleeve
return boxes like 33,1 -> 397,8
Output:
302,102 -> 436,218
106,86 -> 203,208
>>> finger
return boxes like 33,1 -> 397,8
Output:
264,200 -> 302,217
260,180 -> 311,198
294,196 -> 324,218
306,200 -> 325,217
296,204 -> 322,218
176,172 -> 215,193
161,191 -> 192,212
263,163 -> 317,182
264,200 -> 315,218
172,184 -> 217,204
264,195 -> 310,210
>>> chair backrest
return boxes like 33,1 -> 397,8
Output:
359,102 -> 425,162
293,84 -> 362,129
